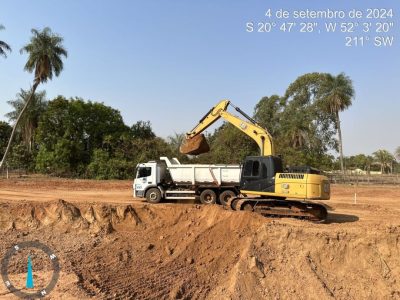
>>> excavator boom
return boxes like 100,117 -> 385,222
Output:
180,100 -> 275,156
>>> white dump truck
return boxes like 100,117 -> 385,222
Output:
133,157 -> 241,205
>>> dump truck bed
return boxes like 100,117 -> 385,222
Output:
160,157 -> 241,186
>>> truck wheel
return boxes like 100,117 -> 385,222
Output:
200,189 -> 217,204
146,188 -> 162,204
219,190 -> 236,206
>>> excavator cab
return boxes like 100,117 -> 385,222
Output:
240,156 -> 283,193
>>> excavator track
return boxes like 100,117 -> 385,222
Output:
224,197 -> 328,222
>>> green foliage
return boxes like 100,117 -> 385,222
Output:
190,72 -> 352,171
0,121 -> 12,158
342,151 -> 399,174
87,149 -> 136,180
253,95 -> 284,137
31,96 -> 172,178
203,124 -> 258,164
6,89 -> 47,151
372,149 -> 395,174
0,24 -> 11,58
35,138 -> 75,175
254,73 -> 337,168
1,27 -> 67,169
318,73 -> 355,173
2,71 -> 359,176
7,143 -> 35,170
35,97 -> 129,175
343,154 -> 375,173
318,73 -> 355,116
129,137 -> 174,165
20,27 -> 67,84
131,121 -> 156,139
87,137 -> 173,179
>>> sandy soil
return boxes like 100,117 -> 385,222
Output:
0,178 -> 399,299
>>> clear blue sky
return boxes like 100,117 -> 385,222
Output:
0,0 -> 399,156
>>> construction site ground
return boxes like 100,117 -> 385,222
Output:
0,177 -> 399,299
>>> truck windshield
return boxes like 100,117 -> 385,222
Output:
137,167 -> 152,178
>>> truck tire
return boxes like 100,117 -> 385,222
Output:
219,190 -> 236,206
199,189 -> 217,205
146,188 -> 162,204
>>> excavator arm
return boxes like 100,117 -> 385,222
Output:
181,100 -> 275,156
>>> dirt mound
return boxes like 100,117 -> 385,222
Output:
208,222 -> 400,299
1,183 -> 400,299
0,200 -> 142,233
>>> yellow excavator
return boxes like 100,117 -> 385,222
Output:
180,100 -> 330,221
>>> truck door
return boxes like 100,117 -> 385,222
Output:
134,166 -> 154,198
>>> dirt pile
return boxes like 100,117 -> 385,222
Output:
0,182 -> 400,299
208,221 -> 400,299
0,200 -> 142,233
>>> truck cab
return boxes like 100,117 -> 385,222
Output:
133,158 -> 178,198
133,161 -> 158,198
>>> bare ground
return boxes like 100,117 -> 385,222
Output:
0,178 -> 399,299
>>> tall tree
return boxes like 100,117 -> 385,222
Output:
319,73 -> 355,174
0,25 -> 11,58
130,121 -> 156,139
373,149 -> 395,174
281,73 -> 337,167
0,27 -> 67,168
6,89 -> 47,152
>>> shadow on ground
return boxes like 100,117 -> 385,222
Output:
325,212 -> 359,224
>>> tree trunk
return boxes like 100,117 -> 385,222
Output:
0,81 -> 39,168
336,111 -> 345,174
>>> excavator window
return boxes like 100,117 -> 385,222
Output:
252,161 -> 260,176
243,160 -> 260,177
261,161 -> 268,177
243,160 -> 252,176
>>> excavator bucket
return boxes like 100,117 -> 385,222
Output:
180,134 -> 210,155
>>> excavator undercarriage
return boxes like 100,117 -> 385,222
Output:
224,197 -> 328,222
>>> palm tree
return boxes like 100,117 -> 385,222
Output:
395,146 -> 400,161
6,89 -> 47,152
0,27 -> 67,168
319,73 -> 355,174
365,155 -> 374,174
167,132 -> 185,152
373,150 -> 395,174
0,25 -> 11,58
